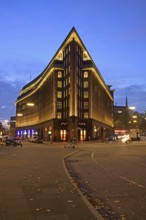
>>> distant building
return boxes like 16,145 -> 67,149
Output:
16,27 -> 114,141
114,97 -> 130,134
9,116 -> 16,137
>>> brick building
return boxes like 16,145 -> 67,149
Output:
16,27 -> 114,141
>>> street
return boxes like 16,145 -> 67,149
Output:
65,141 -> 146,220
0,140 -> 146,220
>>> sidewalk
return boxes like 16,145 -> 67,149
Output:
0,143 -> 102,220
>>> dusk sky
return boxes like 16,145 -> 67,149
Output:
0,0 -> 146,122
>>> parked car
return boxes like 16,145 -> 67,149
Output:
107,135 -> 118,141
30,136 -> 43,143
5,138 -> 23,147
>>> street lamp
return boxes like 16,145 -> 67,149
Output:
48,130 -> 52,143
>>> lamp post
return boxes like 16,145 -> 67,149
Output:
48,130 -> 52,143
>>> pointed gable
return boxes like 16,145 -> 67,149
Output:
16,27 -> 112,103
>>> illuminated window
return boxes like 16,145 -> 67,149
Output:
58,71 -> 62,78
57,81 -> 62,88
84,81 -> 88,88
57,102 -> 62,109
80,129 -> 86,141
57,112 -> 62,119
132,115 -> 137,118
84,112 -> 88,119
57,91 -> 62,98
83,51 -> 88,60
84,102 -> 88,109
60,130 -> 66,141
84,71 -> 88,78
84,91 -> 88,98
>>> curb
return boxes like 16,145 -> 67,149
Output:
62,150 -> 104,220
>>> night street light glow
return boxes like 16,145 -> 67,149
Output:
17,113 -> 23,116
129,106 -> 136,110
27,103 -> 35,106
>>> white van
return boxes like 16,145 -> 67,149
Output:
121,134 -> 131,143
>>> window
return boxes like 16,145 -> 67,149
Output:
84,71 -> 88,78
84,102 -> 89,109
57,91 -> 62,98
84,81 -> 88,88
84,91 -> 88,98
84,112 -> 88,119
57,102 -> 62,109
57,112 -> 62,119
57,81 -> 62,88
58,71 -> 62,78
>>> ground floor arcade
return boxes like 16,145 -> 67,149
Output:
16,117 -> 113,142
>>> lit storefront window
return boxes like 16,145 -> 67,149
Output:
32,129 -> 35,135
23,130 -> 27,135
80,130 -> 86,140
60,130 -> 66,141
27,130 -> 30,138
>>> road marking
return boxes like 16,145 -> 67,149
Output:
91,152 -> 145,189
91,152 -> 94,158
119,176 -> 144,188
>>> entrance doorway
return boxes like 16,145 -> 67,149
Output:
78,129 -> 86,141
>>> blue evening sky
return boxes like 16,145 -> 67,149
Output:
0,0 -> 146,121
